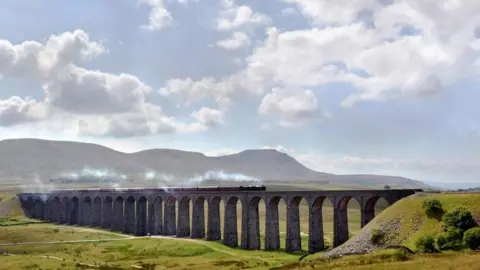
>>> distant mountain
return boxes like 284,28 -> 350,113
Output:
0,138 -> 430,189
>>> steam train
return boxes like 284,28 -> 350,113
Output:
50,185 -> 267,193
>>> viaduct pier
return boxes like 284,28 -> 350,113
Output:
18,186 -> 421,253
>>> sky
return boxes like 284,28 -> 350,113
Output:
1,0 -> 480,184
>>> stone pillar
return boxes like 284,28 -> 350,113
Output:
241,198 -> 260,250
102,197 -> 113,229
136,197 -> 147,236
112,197 -> 124,231
223,198 -> 238,247
124,197 -> 135,234
164,201 -> 176,235
333,205 -> 349,247
37,200 -> 46,220
308,202 -> 324,253
51,199 -> 60,223
286,203 -> 301,252
265,199 -> 280,250
149,198 -> 163,235
207,198 -> 220,240
92,197 -> 102,227
81,198 -> 92,226
177,198 -> 190,237
192,198 -> 206,239
59,199 -> 67,224
68,198 -> 80,225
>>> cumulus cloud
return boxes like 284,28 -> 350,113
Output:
0,97 -> 48,126
0,30 -> 223,137
138,0 -> 173,31
0,29 -> 104,80
217,0 -> 270,31
259,87 -> 321,127
191,107 -> 224,127
216,32 -> 251,50
43,66 -> 151,115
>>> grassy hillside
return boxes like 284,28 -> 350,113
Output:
305,192 -> 480,261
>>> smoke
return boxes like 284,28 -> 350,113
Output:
51,166 -> 130,188
185,170 -> 262,185
19,173 -> 55,201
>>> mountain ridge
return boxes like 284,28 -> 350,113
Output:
0,138 -> 429,189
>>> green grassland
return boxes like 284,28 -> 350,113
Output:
3,190 -> 480,269
357,192 -> 480,248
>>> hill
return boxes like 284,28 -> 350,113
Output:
0,138 -> 429,190
309,193 -> 480,259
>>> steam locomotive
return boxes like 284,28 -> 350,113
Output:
51,185 -> 267,193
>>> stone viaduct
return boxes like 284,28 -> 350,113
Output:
17,187 -> 421,253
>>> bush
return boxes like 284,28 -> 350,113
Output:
463,227 -> 480,250
415,235 -> 438,253
443,207 -> 477,233
391,249 -> 410,262
421,198 -> 444,218
370,229 -> 386,245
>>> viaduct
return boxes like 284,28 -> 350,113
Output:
17,187 -> 421,253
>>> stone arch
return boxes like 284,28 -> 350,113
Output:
136,196 -> 148,236
207,196 -> 221,241
81,196 -> 92,226
285,196 -> 306,252
164,196 -> 177,235
102,196 -> 113,229
265,196 -> 283,250
69,197 -> 80,225
51,196 -> 61,223
362,196 -> 390,227
224,196 -> 240,247
124,196 -> 135,234
149,196 -> 163,235
60,196 -> 69,224
333,196 -> 361,247
177,196 -> 191,237
112,196 -> 124,231
192,196 -> 206,239
92,196 -> 102,227
33,198 -> 44,220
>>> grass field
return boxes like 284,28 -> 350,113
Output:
2,192 -> 480,269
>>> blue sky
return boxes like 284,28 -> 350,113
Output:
1,0 -> 480,184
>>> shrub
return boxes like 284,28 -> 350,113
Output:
370,229 -> 386,245
415,235 -> 438,253
463,227 -> 480,250
443,207 -> 477,234
391,249 -> 410,262
421,198 -> 444,218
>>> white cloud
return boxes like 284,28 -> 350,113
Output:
0,29 -> 104,80
217,0 -> 270,31
216,32 -> 251,50
0,30 -> 224,137
259,87 -> 320,127
43,65 -> 152,115
191,107 -> 224,127
0,96 -> 48,126
282,0 -> 380,26
138,0 -> 173,31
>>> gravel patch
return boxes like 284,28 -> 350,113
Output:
322,217 -> 403,258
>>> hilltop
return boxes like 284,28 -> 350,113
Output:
0,138 -> 429,189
